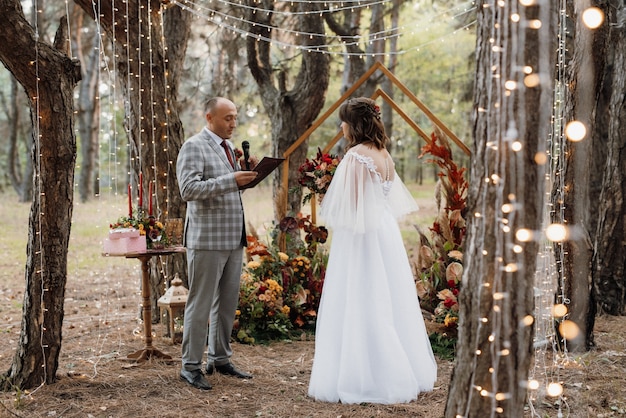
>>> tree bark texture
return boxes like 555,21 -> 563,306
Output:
593,0 -> 626,316
552,0 -> 617,351
74,0 -> 190,321
246,0 -> 330,218
0,1 -> 81,389
445,1 -> 554,416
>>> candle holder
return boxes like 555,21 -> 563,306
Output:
157,274 -> 188,344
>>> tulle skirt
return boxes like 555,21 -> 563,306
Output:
308,210 -> 437,404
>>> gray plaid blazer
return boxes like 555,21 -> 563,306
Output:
176,127 -> 245,251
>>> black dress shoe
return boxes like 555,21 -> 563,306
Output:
206,362 -> 253,379
180,369 -> 212,390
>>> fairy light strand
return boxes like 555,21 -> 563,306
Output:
28,0 -> 48,395
158,3 -> 172,220
212,0 -> 393,16
171,0 -> 477,57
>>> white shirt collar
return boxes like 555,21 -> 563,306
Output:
203,127 -> 226,146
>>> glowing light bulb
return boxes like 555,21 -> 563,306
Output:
505,80 -> 518,90
546,224 -> 567,242
534,151 -> 548,165
565,121 -> 587,142
495,392 -> 509,401
559,320 -> 581,340
504,262 -> 518,272
528,379 -> 540,390
524,73 -> 540,88
582,7 -> 604,29
516,228 -> 533,242
552,303 -> 568,318
522,315 -> 534,326
547,382 -> 564,397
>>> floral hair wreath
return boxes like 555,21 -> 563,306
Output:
368,103 -> 381,120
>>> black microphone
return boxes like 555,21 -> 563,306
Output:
242,141 -> 251,170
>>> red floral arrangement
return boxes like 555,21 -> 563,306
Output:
297,148 -> 341,204
415,129 -> 468,330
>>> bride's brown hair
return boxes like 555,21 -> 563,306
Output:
339,97 -> 389,150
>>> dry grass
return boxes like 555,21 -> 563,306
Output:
1,184 -> 625,418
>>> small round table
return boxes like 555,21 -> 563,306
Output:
106,247 -> 186,362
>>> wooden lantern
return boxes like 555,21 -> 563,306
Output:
157,274 -> 188,344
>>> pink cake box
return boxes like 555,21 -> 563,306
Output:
103,228 -> 147,255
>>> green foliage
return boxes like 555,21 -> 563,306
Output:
428,332 -> 457,361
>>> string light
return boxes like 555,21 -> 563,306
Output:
581,7 -> 604,29
171,0 -> 477,57
564,120 -> 586,142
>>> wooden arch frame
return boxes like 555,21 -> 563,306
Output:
281,61 -> 471,220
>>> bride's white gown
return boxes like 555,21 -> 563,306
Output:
308,150 -> 437,404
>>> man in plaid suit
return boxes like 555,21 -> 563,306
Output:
176,97 -> 258,390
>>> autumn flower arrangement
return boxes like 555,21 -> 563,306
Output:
234,214 -> 328,344
414,129 -> 468,331
110,212 -> 169,249
297,148 -> 341,204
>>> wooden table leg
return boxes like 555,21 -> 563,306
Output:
126,254 -> 172,361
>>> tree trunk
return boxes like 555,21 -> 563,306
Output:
5,77 -> 25,195
74,0 -> 190,321
246,0 -> 330,218
551,0 -> 618,351
445,0 -> 554,416
593,0 -> 626,316
76,32 -> 100,203
0,2 -> 81,389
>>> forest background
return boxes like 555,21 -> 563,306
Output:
3,2 -> 623,413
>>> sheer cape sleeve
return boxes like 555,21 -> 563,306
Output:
318,151 -> 418,233
387,169 -> 419,219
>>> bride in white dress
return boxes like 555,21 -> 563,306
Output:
308,97 -> 437,404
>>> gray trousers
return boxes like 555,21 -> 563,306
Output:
181,247 -> 243,372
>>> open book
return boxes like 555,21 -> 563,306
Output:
239,157 -> 285,190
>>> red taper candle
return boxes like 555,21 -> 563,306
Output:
128,183 -> 132,218
148,181 -> 153,216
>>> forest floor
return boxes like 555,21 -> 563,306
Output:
1,185 -> 625,418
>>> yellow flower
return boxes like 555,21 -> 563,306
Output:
278,252 -> 289,262
444,314 -> 458,328
281,305 -> 291,315
247,260 -> 261,269
235,310 -> 241,316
